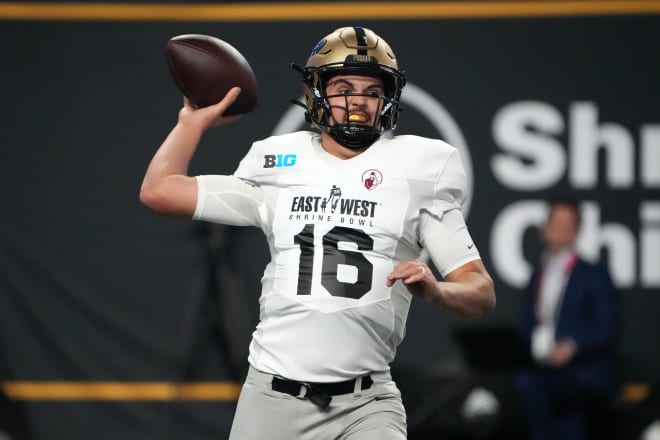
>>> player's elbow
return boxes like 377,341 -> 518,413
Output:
139,183 -> 167,213
140,176 -> 197,217
139,181 -> 178,215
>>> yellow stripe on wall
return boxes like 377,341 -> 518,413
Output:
622,382 -> 650,402
0,1 -> 659,21
2,381 -> 242,401
5,380 -> 649,402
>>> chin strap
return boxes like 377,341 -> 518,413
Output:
328,124 -> 381,149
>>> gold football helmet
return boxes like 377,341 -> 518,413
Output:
293,26 -> 407,149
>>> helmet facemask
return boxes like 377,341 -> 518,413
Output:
293,27 -> 407,150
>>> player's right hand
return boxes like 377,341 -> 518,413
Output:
178,87 -> 243,129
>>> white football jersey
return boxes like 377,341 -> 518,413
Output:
196,131 -> 470,382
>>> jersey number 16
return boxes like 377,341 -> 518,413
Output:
294,224 -> 374,299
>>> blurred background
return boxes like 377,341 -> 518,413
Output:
0,1 -> 658,439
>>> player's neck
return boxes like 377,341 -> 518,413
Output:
320,132 -> 369,160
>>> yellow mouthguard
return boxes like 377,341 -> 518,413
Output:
348,114 -> 368,123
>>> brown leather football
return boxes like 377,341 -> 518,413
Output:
166,34 -> 258,115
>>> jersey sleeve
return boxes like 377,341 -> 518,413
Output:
192,139 -> 267,227
428,149 -> 468,218
419,208 -> 481,277
195,132 -> 312,230
193,175 -> 265,228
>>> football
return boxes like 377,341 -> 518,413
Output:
166,34 -> 259,115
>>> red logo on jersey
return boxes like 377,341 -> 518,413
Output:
362,169 -> 382,190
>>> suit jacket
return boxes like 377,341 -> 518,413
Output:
520,256 -> 619,396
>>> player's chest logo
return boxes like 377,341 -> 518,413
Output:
361,169 -> 383,191
289,184 -> 378,218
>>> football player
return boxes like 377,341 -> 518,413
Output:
141,26 -> 496,440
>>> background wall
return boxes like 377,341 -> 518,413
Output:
1,2 -> 659,439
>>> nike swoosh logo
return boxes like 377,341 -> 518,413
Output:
467,243 -> 474,249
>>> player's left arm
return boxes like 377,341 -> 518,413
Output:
431,259 -> 495,317
386,209 -> 496,317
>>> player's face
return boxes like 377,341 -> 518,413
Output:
325,75 -> 385,128
542,204 -> 579,251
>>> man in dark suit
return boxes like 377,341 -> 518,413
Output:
514,197 -> 619,440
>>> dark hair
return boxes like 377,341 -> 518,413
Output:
548,195 -> 581,227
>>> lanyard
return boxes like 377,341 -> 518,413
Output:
534,251 -> 578,324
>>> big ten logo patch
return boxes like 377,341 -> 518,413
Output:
263,154 -> 297,168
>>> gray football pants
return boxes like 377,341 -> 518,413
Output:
228,366 -> 407,440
